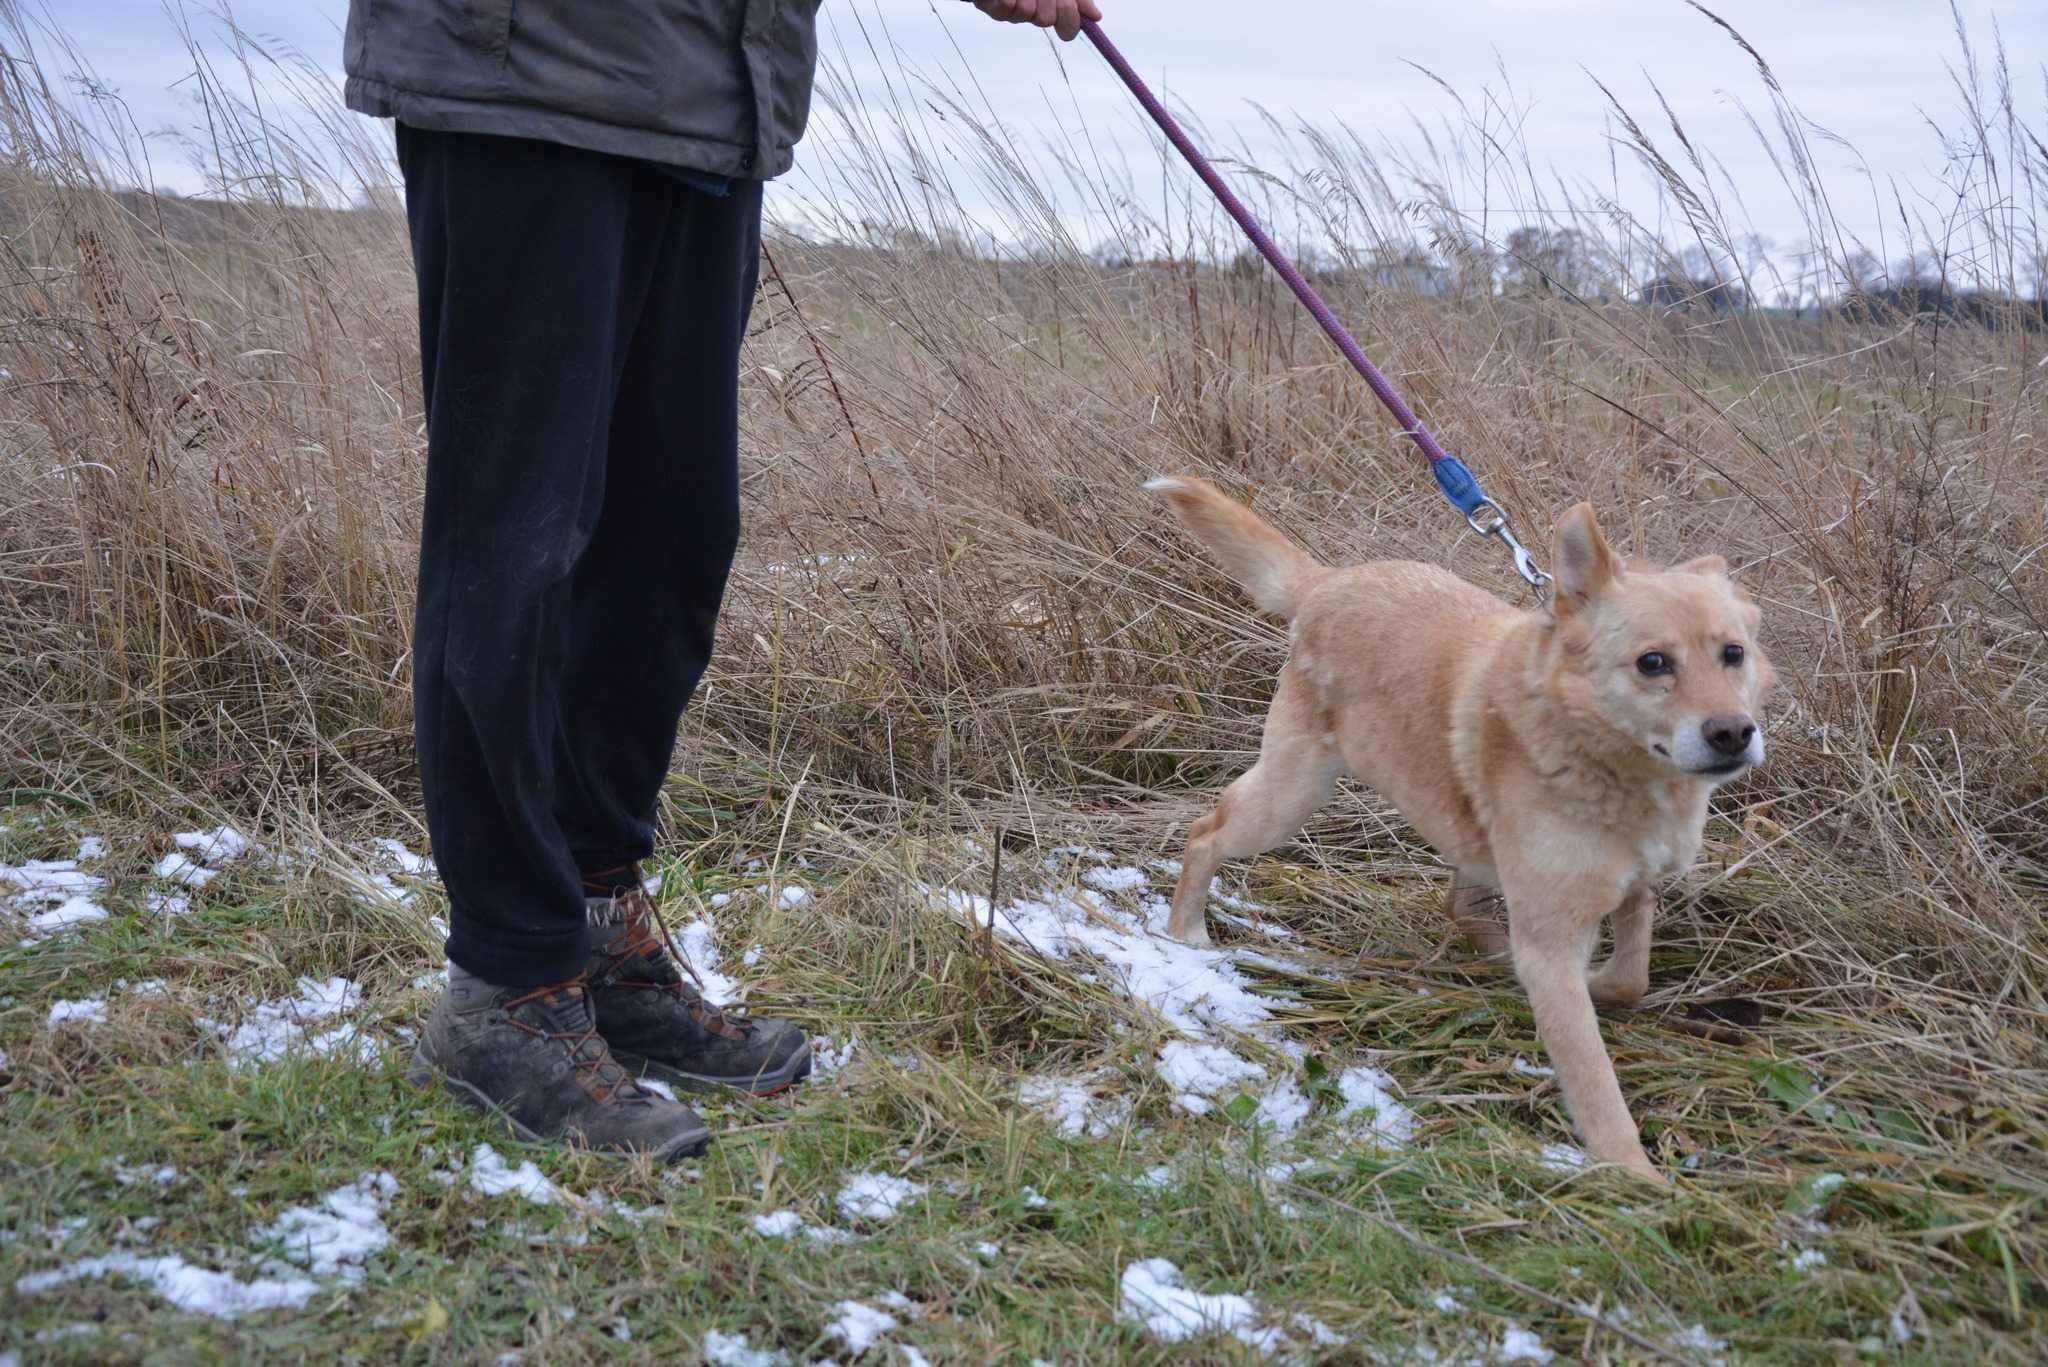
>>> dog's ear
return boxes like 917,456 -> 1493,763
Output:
1551,502 -> 1622,609
1672,553 -> 1730,579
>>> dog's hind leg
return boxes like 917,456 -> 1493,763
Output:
1587,888 -> 1652,1006
1446,875 -> 1509,959
1166,668 -> 1340,946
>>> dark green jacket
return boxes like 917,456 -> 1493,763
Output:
344,0 -> 822,179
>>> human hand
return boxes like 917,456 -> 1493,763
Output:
973,0 -> 1103,42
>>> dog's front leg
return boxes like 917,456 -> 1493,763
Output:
1587,888 -> 1652,1006
1506,886 -> 1664,1183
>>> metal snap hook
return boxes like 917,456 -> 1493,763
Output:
1463,499 -> 1552,601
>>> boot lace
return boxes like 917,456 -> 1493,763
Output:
596,889 -> 756,1042
502,978 -> 651,1103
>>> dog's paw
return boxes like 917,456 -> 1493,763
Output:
1586,969 -> 1649,1007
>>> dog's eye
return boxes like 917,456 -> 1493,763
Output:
1635,652 -> 1671,676
1721,643 -> 1745,667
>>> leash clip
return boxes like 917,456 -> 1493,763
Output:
1464,499 -> 1553,602
1430,456 -> 1552,602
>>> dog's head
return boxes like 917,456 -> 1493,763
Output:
1546,503 -> 1774,783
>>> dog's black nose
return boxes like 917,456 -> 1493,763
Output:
1702,713 -> 1756,758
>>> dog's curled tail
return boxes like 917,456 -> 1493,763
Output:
1145,476 -> 1321,619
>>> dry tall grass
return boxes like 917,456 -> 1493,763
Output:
2,0 -> 2043,1006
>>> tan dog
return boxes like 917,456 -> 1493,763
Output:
1147,476 -> 1772,1182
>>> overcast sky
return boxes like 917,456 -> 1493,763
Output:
39,1 -> 2048,293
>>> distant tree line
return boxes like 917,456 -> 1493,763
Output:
1088,226 -> 2047,328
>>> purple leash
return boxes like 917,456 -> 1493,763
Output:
1072,17 -> 1550,594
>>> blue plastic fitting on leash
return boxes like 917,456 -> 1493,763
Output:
1430,455 -> 1488,517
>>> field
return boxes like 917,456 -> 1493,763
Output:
2,5 -> 2046,1364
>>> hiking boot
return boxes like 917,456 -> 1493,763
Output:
584,887 -> 812,1096
407,966 -> 709,1159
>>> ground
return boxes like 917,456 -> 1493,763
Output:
2,792 -> 2037,1364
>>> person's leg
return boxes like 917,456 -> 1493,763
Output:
539,171 -> 811,1093
400,125 -> 710,1158
403,124 -> 669,986
551,177 -> 761,885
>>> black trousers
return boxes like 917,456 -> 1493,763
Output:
398,126 -> 760,986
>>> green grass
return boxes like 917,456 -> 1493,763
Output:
3,799 -> 2040,1364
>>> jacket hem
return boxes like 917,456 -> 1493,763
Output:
344,77 -> 797,180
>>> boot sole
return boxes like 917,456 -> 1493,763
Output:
610,1038 -> 814,1098
406,1048 -> 710,1161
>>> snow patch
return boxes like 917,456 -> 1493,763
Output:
927,860 -> 1428,1166
2,858 -> 104,904
824,1300 -> 899,1356
111,1161 -> 180,1188
1498,1323 -> 1555,1362
15,1252 -> 319,1319
1157,1040 -> 1265,1115
1081,865 -> 1150,893
255,1172 -> 396,1280
1292,1313 -> 1347,1347
46,997 -> 107,1028
209,977 -> 369,1069
811,1036 -> 855,1075
3,858 -> 109,943
836,1172 -> 925,1223
18,1173 -> 395,1317
1538,1143 -> 1588,1173
1018,1074 -> 1132,1139
468,1144 -> 566,1205
1252,1076 -> 1312,1135
1334,1065 -> 1416,1150
172,827 -> 254,866
1671,1323 -> 1727,1356
931,884 -> 1278,1037
702,1329 -> 788,1367
25,897 -> 107,938
749,1209 -> 854,1246
370,837 -> 433,875
1118,1259 -> 1277,1351
676,914 -> 741,1004
152,853 -> 217,889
